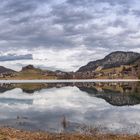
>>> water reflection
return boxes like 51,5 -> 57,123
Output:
1,82 -> 140,106
0,82 -> 140,134
76,82 -> 140,106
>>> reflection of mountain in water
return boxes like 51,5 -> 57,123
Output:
0,83 -> 49,93
0,82 -> 140,106
0,84 -> 15,93
76,82 -> 140,106
0,83 -> 73,94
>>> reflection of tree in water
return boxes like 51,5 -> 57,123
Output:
0,83 -> 73,94
0,83 -> 15,93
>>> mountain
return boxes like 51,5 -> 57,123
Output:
133,57 -> 140,78
0,66 -> 15,74
0,51 -> 140,79
77,51 -> 140,72
21,65 -> 37,71
133,57 -> 140,65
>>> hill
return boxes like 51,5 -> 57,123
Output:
0,51 -> 140,79
77,51 -> 140,72
0,66 -> 15,74
14,65 -> 57,80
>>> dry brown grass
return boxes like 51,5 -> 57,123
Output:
0,128 -> 140,140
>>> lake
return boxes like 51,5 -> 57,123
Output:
0,82 -> 140,134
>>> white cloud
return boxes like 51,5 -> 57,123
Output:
0,47 -> 109,71
1,86 -> 140,133
129,48 -> 140,53
106,26 -> 124,35
0,0 -> 140,71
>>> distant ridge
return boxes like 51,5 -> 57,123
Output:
77,51 -> 140,72
0,51 -> 140,79
0,66 -> 15,74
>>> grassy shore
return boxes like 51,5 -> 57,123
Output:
0,128 -> 140,140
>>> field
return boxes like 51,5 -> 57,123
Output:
0,128 -> 140,140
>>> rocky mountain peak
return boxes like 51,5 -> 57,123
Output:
77,51 -> 140,72
0,66 -> 15,74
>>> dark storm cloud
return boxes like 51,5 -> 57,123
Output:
67,0 -> 132,6
0,54 -> 33,61
0,0 -> 137,50
0,0 -> 46,18
94,0 -> 132,5
132,10 -> 140,17
107,19 -> 127,28
51,5 -> 93,24
3,1 -> 36,16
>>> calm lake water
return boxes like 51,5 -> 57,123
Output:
0,82 -> 140,134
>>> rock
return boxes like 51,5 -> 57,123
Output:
22,65 -> 35,71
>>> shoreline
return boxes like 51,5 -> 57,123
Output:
0,79 -> 139,83
0,127 -> 140,140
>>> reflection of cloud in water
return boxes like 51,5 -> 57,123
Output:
0,86 -> 140,133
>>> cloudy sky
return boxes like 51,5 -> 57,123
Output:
0,0 -> 140,71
